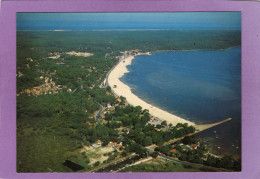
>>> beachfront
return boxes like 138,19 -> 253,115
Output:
107,53 -> 195,126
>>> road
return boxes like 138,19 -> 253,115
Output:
87,155 -> 130,173
114,157 -> 153,172
103,55 -> 129,88
94,103 -> 104,123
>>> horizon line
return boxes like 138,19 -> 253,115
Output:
17,29 -> 241,31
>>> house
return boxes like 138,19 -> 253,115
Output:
170,149 -> 177,153
96,140 -> 102,145
125,128 -> 130,134
25,89 -> 31,94
190,144 -> 197,149
116,145 -> 123,150
108,142 -> 117,147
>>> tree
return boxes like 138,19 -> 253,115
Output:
142,136 -> 153,146
162,132 -> 171,142
161,120 -> 167,127
187,154 -> 194,162
120,96 -> 126,102
233,158 -> 241,171
143,124 -> 155,133
129,143 -> 147,154
102,137 -> 110,146
122,117 -> 132,126
106,86 -> 111,92
152,133 -> 164,146
174,144 -> 183,152
124,105 -> 133,114
121,151 -> 127,157
205,155 -> 217,167
160,145 -> 171,156
219,155 -> 234,169
175,151 -> 181,158
142,109 -> 149,114
135,133 -> 145,145
182,136 -> 197,145
198,142 -> 207,151
105,113 -> 113,121
179,153 -> 187,161
152,151 -> 159,158
93,161 -> 100,167
133,106 -> 142,115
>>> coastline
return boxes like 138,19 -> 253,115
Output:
154,45 -> 241,53
107,52 -> 195,126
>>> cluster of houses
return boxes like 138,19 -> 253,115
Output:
48,51 -> 94,59
120,49 -> 141,56
98,93 -> 129,121
93,140 -> 123,150
148,117 -> 162,126
48,53 -> 60,59
170,143 -> 198,154
17,77 -> 72,96
66,51 -> 93,57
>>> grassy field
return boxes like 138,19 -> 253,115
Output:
17,127 -> 75,172
119,157 -> 220,172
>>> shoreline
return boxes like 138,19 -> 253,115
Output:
107,51 -> 234,132
153,45 -> 241,53
107,52 -> 195,126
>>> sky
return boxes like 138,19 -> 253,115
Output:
17,12 -> 241,30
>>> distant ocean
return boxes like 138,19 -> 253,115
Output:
121,46 -> 241,158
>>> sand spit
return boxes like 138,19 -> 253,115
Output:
194,118 -> 232,132
108,52 -> 195,126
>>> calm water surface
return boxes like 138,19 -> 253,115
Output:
121,46 -> 241,157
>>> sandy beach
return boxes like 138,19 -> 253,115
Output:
108,53 -> 195,126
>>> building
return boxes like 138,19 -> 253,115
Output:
96,140 -> 102,145
108,142 -> 118,148
190,144 -> 197,149
170,149 -> 177,153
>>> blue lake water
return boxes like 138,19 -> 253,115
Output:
121,46 -> 241,157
